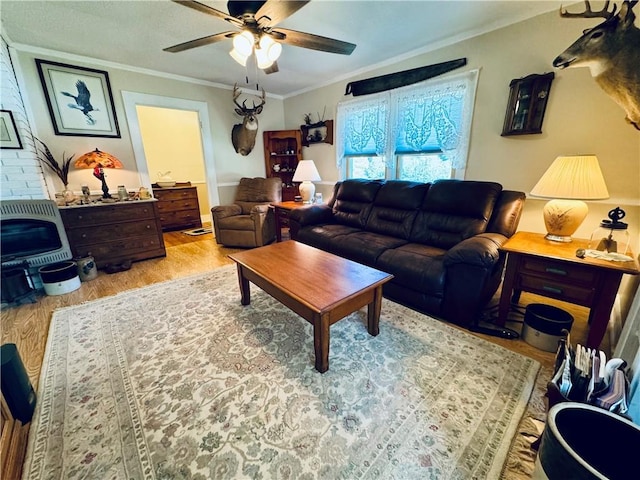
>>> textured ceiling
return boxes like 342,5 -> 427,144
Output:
1,1 -> 563,97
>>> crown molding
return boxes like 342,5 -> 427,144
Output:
8,42 -> 284,100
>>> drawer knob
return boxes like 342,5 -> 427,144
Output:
81,233 -> 87,239
545,267 -> 567,276
543,285 -> 563,295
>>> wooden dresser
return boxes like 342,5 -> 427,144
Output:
152,183 -> 202,231
59,200 -> 166,269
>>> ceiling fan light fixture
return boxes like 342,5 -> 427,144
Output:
233,30 -> 254,56
259,35 -> 282,62
229,47 -> 249,66
254,47 -> 274,69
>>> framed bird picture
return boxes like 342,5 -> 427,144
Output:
35,59 -> 120,138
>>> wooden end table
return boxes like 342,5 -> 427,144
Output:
498,231 -> 639,349
228,241 -> 393,372
271,201 -> 308,242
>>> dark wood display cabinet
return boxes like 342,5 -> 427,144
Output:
263,129 -> 302,202
59,200 -> 166,269
152,182 -> 202,231
502,72 -> 554,136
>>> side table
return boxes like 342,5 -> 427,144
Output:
271,201 -> 307,242
498,231 -> 639,349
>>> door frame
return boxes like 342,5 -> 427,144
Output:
121,91 -> 220,206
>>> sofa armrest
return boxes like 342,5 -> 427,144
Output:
289,204 -> 334,226
443,233 -> 508,268
211,204 -> 242,219
441,233 -> 509,326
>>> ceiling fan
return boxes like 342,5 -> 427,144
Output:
164,0 -> 356,73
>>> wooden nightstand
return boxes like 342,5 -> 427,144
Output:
271,201 -> 307,242
498,231 -> 639,349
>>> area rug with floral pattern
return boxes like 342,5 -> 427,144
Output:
24,265 -> 539,479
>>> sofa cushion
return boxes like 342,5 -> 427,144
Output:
332,179 -> 384,228
295,224 -> 362,253
377,243 -> 447,295
410,180 -> 502,249
331,231 -> 408,266
365,181 -> 429,239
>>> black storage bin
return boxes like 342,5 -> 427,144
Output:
522,303 -> 573,352
1,343 -> 36,423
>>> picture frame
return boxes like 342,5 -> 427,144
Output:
0,110 -> 23,149
35,59 -> 121,138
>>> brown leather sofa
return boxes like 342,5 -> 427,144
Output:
211,177 -> 282,248
289,179 -> 525,327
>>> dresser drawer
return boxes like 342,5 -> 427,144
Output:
156,198 -> 199,213
71,235 -> 165,268
61,202 -> 156,226
158,210 -> 201,228
517,273 -> 595,305
153,188 -> 196,202
66,220 -> 161,246
520,257 -> 597,285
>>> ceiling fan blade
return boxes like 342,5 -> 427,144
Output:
275,28 -> 356,55
264,61 -> 279,74
254,0 -> 310,28
172,0 -> 243,28
164,32 -> 235,53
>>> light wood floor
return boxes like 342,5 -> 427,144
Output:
1,228 -> 604,479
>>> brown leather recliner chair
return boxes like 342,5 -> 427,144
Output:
211,177 -> 282,248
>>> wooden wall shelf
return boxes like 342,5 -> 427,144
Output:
301,119 -> 333,146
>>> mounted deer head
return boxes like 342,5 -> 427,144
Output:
553,1 -> 640,129
231,84 -> 266,156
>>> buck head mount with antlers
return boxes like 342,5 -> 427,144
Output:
231,84 -> 266,156
553,0 -> 640,130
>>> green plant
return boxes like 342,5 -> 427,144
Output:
34,137 -> 74,187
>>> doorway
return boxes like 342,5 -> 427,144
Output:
121,92 -> 220,223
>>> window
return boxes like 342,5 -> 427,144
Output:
337,69 -> 479,182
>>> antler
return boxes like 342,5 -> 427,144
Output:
252,88 -> 266,110
232,83 -> 244,110
233,84 -> 266,113
560,0 -> 617,19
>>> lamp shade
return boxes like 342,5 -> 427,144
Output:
530,155 -> 609,243
293,160 -> 321,204
530,155 -> 609,200
74,148 -> 123,199
74,148 -> 123,169
292,160 -> 321,182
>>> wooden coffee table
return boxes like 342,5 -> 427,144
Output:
228,241 -> 393,372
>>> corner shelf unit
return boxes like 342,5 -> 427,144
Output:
263,129 -> 302,202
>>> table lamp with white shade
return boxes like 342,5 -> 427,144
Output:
292,160 -> 321,203
530,154 -> 609,243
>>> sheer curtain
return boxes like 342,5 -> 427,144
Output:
390,69 -> 478,170
336,91 -> 390,168
337,69 -> 479,173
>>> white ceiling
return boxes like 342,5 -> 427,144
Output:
1,1 -> 564,97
